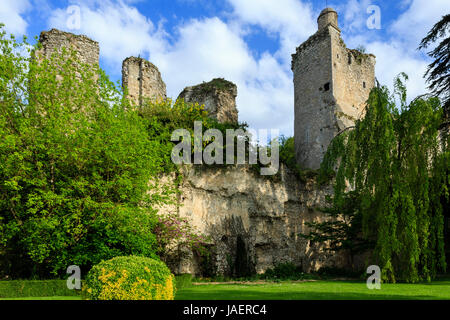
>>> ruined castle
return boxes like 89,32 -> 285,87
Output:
292,8 -> 375,169
37,8 -> 375,275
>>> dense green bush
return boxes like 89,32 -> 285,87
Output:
83,256 -> 176,300
260,263 -> 306,280
0,26 -> 176,278
277,136 -> 319,182
316,266 -> 364,279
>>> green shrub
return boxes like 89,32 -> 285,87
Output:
261,262 -> 305,280
278,136 -> 319,182
316,266 -> 363,279
83,256 -> 176,300
0,27 -> 169,278
175,274 -> 192,289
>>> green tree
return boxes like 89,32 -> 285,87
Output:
304,74 -> 448,283
0,25 -> 169,278
419,14 -> 450,119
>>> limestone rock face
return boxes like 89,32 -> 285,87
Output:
35,29 -> 99,67
157,164 -> 348,276
178,78 -> 239,124
122,57 -> 167,107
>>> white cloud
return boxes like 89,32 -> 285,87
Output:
154,17 -> 294,135
225,0 -> 316,67
44,0 -> 446,137
366,41 -> 429,99
0,0 -> 31,35
342,0 -> 448,102
391,0 -> 450,47
48,0 -> 167,71
338,0 -> 373,33
47,0 -> 298,135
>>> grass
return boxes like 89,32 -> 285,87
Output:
0,280 -> 80,299
174,280 -> 450,300
2,296 -> 82,300
1,279 -> 449,300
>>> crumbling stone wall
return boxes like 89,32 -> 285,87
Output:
178,78 -> 239,124
35,29 -> 99,67
122,57 -> 167,107
292,8 -> 376,169
31,29 -> 100,113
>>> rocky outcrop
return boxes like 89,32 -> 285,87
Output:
158,164 -> 348,276
178,78 -> 239,124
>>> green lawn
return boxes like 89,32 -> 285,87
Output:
1,280 -> 449,300
2,296 -> 82,300
175,280 -> 450,300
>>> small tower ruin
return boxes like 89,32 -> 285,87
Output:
122,57 -> 167,107
178,78 -> 239,124
292,8 -> 376,169
35,29 -> 99,67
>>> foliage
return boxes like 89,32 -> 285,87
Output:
316,266 -> 364,279
153,212 -> 210,263
195,244 -> 217,278
349,48 -> 370,65
278,136 -> 319,182
355,45 -> 367,53
305,74 -> 449,283
419,14 -> 450,118
82,256 -> 176,300
301,191 -> 375,267
185,78 -> 236,95
278,136 -> 300,174
0,26 -> 174,278
139,97 -> 248,170
260,263 -> 305,280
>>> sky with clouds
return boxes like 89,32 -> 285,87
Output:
1,0 -> 449,137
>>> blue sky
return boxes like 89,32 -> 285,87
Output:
1,0 -> 449,136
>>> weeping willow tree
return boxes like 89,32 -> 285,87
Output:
307,74 -> 449,283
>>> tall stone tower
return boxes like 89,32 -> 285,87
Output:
292,8 -> 376,169
122,57 -> 167,107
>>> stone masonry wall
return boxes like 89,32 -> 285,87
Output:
292,9 -> 376,170
122,57 -> 167,107
35,29 -> 99,67
178,78 -> 239,124
292,27 -> 336,170
331,32 -> 376,129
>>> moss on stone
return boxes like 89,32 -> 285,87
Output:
348,48 -> 370,65
191,78 -> 236,95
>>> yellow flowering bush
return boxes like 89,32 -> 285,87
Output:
83,256 -> 176,300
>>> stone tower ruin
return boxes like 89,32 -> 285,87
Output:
178,78 -> 239,124
122,57 -> 167,107
292,8 -> 376,169
35,29 -> 99,67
